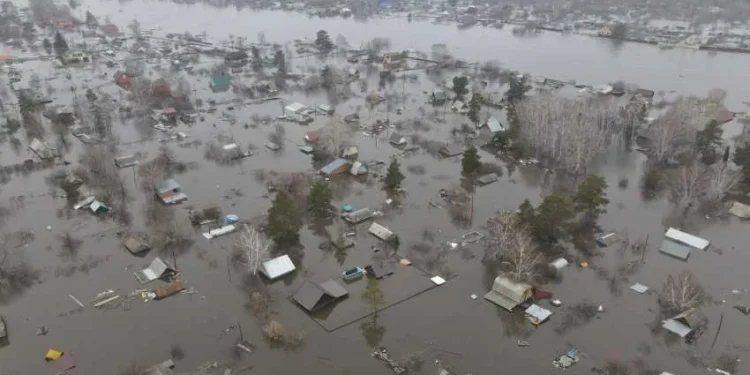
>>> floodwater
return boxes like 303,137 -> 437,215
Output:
0,2 -> 749,375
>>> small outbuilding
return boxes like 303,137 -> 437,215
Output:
440,143 -> 464,157
293,280 -> 349,312
484,276 -> 532,311
320,158 -> 350,176
389,133 -> 407,146
123,237 -> 150,255
156,179 -> 187,204
114,154 -> 138,168
368,222 -> 394,241
134,257 -> 176,284
259,255 -> 296,280
662,308 -> 706,339
342,207 -> 373,224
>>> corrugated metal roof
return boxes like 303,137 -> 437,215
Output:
260,255 -> 296,280
157,179 -> 181,194
662,319 -> 692,337
320,158 -> 349,176
343,207 -> 372,224
484,290 -> 520,311
659,239 -> 691,260
285,102 -> 306,113
525,304 -> 552,323
368,222 -> 394,241
134,257 -> 173,284
485,117 -> 506,133
664,228 -> 709,250
729,201 -> 750,218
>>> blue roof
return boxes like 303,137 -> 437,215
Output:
210,74 -> 232,91
320,158 -> 349,176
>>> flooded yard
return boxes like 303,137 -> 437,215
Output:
0,1 -> 749,374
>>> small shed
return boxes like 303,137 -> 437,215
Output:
285,102 -> 307,114
265,142 -> 281,151
304,131 -> 320,143
29,138 -> 57,159
349,161 -> 367,176
259,255 -> 296,280
659,239 -> 692,260
366,253 -> 398,279
342,207 -> 372,224
484,276 -> 532,311
123,237 -> 150,255
525,304 -> 552,326
662,308 -> 706,339
483,117 -> 506,133
389,133 -> 407,146
114,154 -> 138,168
320,158 -> 350,176
477,173 -> 499,185
342,146 -> 359,159
134,257 -> 176,284
156,179 -> 187,204
440,143 -> 464,157
293,280 -> 349,312
368,222 -> 394,241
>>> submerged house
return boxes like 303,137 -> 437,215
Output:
349,161 -> 368,176
134,257 -> 176,284
320,158 -> 351,176
342,207 -> 372,224
114,154 -> 138,168
389,132 -> 407,146
440,143 -> 464,157
209,73 -> 232,92
368,222 -> 394,241
483,117 -> 506,134
484,276 -> 533,311
156,179 -> 188,204
259,254 -> 296,280
29,138 -> 58,160
662,308 -> 706,340
293,280 -> 349,312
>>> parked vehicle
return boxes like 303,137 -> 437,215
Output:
342,266 -> 365,281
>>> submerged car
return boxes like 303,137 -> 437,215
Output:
342,266 -> 365,281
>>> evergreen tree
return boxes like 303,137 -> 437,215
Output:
315,30 -> 334,53
467,94 -> 481,126
42,38 -> 52,53
53,32 -> 69,55
266,191 -> 303,246
308,180 -> 333,218
461,145 -> 482,176
452,76 -> 468,100
85,11 -> 97,26
517,199 -> 535,227
505,73 -> 530,103
361,278 -> 385,314
251,46 -> 262,72
273,50 -> 286,76
696,120 -> 723,165
533,194 -> 574,243
573,175 -> 609,219
734,142 -> 750,182
383,157 -> 405,190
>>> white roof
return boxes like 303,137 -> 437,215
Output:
525,304 -> 552,322
260,254 -> 296,280
368,222 -> 394,241
285,102 -> 306,113
664,228 -> 709,250
202,225 -> 236,239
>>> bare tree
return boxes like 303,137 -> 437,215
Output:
234,225 -> 270,275
515,93 -> 622,176
502,231 -> 543,283
668,161 -> 710,208
659,271 -> 705,313
271,172 -> 311,208
706,164 -> 740,202
0,234 -> 39,300
649,98 -> 697,162
319,118 -> 352,158
484,211 -> 524,262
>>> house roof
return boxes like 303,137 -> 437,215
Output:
484,276 -> 531,311
368,222 -> 394,241
260,255 -> 296,280
659,239 -> 691,260
440,143 -> 464,157
285,102 -> 306,113
477,173 -> 499,185
342,146 -> 359,157
342,207 -> 372,224
293,280 -> 349,312
664,227 -> 709,250
485,117 -> 506,133
225,51 -> 248,61
389,132 -> 407,145
350,161 -> 367,175
123,237 -> 150,254
305,131 -> 320,142
367,253 -> 398,278
320,158 -> 350,176
525,304 -> 552,323
114,154 -> 138,168
134,257 -> 174,284
729,201 -> 750,218
157,179 -> 181,194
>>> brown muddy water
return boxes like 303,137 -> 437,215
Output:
0,2 -> 749,375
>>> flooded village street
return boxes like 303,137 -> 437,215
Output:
1,0 -> 750,374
